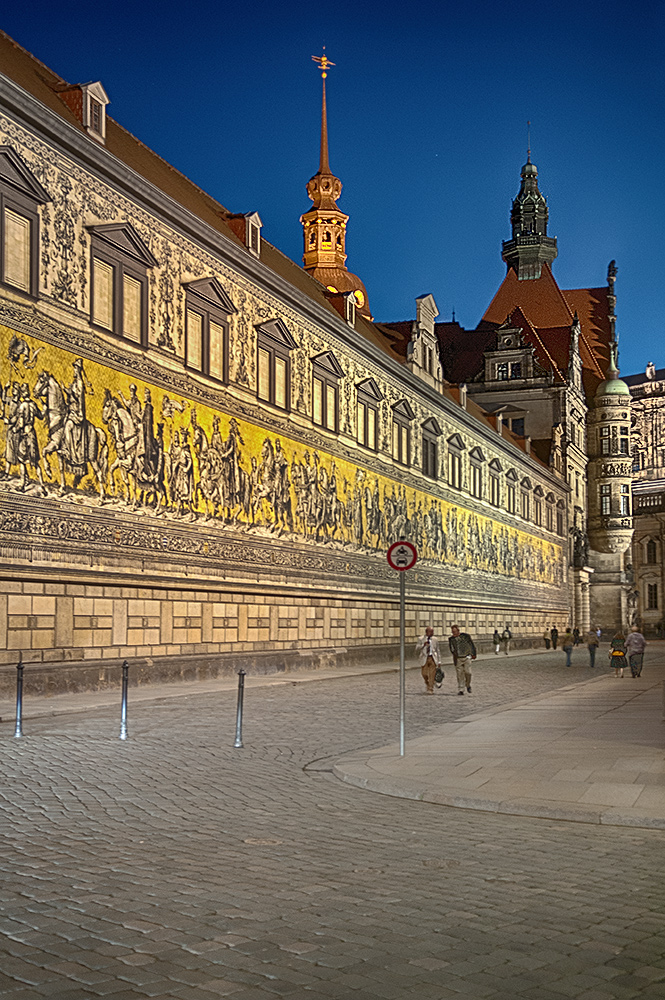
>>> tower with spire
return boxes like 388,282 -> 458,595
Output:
300,51 -> 370,317
501,148 -> 558,281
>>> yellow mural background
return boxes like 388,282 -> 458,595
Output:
0,324 -> 562,585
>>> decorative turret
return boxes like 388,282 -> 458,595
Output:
501,152 -> 558,280
300,51 -> 370,317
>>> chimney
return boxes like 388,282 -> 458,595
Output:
496,412 -> 503,435
459,383 -> 467,409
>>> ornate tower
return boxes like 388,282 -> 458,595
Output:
300,52 -> 370,317
587,263 -> 634,630
501,153 -> 558,280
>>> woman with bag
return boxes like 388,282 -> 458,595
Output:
609,632 -> 627,678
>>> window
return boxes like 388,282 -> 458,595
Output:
521,479 -> 532,520
556,502 -> 565,536
620,484 -> 630,515
600,425 -> 610,455
546,494 -> 554,532
447,434 -> 465,490
534,494 -> 543,526
496,362 -> 509,380
619,426 -> 630,455
510,417 -> 525,437
506,471 -> 518,514
356,379 -> 382,451
184,278 -> 235,382
647,540 -> 657,564
510,362 -> 522,379
392,400 -> 414,466
421,418 -> 441,480
312,352 -> 344,432
600,483 -> 611,515
647,583 -> 658,610
490,473 -> 500,506
469,448 -> 485,499
89,224 -> 157,346
521,491 -> 530,521
256,318 -> 297,410
0,146 -> 49,296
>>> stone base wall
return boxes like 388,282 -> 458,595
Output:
0,575 -> 561,694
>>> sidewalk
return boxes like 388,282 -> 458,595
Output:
334,650 -> 665,830
0,642 -> 543,723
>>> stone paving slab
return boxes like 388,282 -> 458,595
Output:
333,666 -> 665,829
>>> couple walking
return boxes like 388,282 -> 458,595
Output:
416,625 -> 476,695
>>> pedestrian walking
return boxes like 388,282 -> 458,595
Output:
502,625 -> 512,655
449,625 -> 476,695
493,628 -> 501,654
561,628 -> 574,667
625,626 -> 646,677
595,625 -> 602,642
543,629 -> 551,649
609,632 -> 627,677
585,628 -> 599,667
415,627 -> 442,695
550,626 -> 559,650
572,627 -> 581,646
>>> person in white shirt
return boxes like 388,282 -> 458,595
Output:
415,627 -> 441,695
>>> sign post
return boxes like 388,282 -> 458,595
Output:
386,540 -> 418,756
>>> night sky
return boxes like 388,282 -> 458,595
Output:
2,1 -> 662,377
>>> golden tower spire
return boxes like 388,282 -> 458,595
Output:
300,50 -> 371,317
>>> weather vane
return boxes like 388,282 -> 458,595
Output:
312,47 -> 335,79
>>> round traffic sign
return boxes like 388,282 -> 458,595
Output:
387,540 -> 418,572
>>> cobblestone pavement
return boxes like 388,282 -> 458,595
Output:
1,650 -> 664,1000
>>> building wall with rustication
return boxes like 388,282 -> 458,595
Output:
0,84 -> 572,690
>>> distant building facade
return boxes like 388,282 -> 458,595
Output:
0,34 -> 571,688
383,157 -> 633,633
625,365 -> 665,634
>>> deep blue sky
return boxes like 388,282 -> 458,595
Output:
3,1 -> 663,377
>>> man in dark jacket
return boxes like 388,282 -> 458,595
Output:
449,625 -> 477,695
550,626 -> 559,650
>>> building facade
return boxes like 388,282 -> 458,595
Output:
0,33 -> 585,689
385,157 -> 632,633
626,364 -> 665,634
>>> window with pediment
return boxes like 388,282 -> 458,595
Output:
489,458 -> 502,507
447,433 -> 465,490
312,352 -> 344,432
546,492 -> 555,531
256,319 -> 297,410
533,485 -> 544,526
520,477 -> 532,521
0,147 -> 49,297
89,223 -> 157,346
469,447 -> 485,499
506,469 -> 518,514
356,378 -> 382,450
392,400 -> 414,466
556,499 -> 565,535
421,418 -> 441,480
184,278 -> 235,382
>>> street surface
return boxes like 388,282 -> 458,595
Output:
1,647 -> 664,999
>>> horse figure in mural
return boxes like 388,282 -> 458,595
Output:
101,389 -> 139,503
34,369 -> 108,497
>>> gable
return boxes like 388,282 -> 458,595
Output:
0,146 -> 50,203
447,432 -> 465,451
422,417 -> 442,435
88,223 -> 158,266
470,446 -> 486,462
356,377 -> 383,401
184,277 -> 236,314
393,399 -> 415,420
312,351 -> 345,378
256,318 -> 298,349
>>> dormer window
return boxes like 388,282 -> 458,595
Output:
82,83 -> 110,142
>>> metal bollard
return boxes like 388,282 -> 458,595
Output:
119,659 -> 129,741
234,669 -> 246,748
13,652 -> 24,739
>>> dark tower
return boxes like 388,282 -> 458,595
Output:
501,155 -> 558,280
